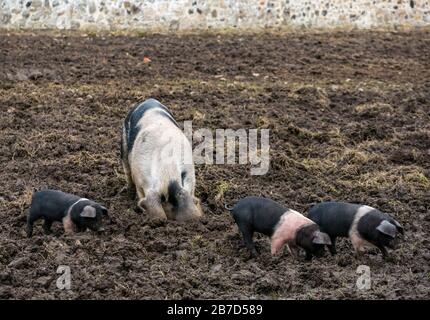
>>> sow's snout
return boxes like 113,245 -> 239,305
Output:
176,195 -> 203,221
167,182 -> 203,221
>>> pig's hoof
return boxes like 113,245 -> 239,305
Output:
337,256 -> 351,267
383,254 -> 395,262
26,227 -> 33,238
148,217 -> 167,228
245,254 -> 255,261
127,189 -> 136,198
117,186 -> 133,197
134,206 -> 143,214
248,250 -> 258,259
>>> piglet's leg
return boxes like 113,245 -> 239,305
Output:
26,218 -> 36,238
26,223 -> 34,238
26,209 -> 41,238
238,226 -> 257,257
328,236 -> 337,255
288,244 -> 299,258
376,244 -> 389,258
62,214 -> 75,235
43,219 -> 53,235
350,233 -> 367,256
271,237 -> 285,255
353,244 -> 368,260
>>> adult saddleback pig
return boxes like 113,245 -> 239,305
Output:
121,98 -> 202,221
308,202 -> 404,257
226,196 -> 332,260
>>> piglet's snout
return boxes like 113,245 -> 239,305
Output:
387,237 -> 398,249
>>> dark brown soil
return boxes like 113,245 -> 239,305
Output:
0,30 -> 429,299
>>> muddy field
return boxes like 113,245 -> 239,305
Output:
0,30 -> 429,299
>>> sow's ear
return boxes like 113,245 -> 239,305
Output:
376,220 -> 397,238
312,231 -> 332,245
80,205 -> 97,218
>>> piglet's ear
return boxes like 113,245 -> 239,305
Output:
312,231 -> 332,245
80,205 -> 96,218
376,220 -> 397,238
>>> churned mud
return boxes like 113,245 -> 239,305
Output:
0,30 -> 429,299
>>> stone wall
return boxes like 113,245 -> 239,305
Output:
1,0 -> 430,31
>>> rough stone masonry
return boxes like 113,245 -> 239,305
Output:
0,0 -> 430,31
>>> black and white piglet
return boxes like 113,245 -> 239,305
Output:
27,189 -> 109,237
308,201 -> 404,257
227,197 -> 332,260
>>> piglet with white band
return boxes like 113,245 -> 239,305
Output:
26,189 -> 109,237
308,201 -> 404,257
226,196 -> 332,260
